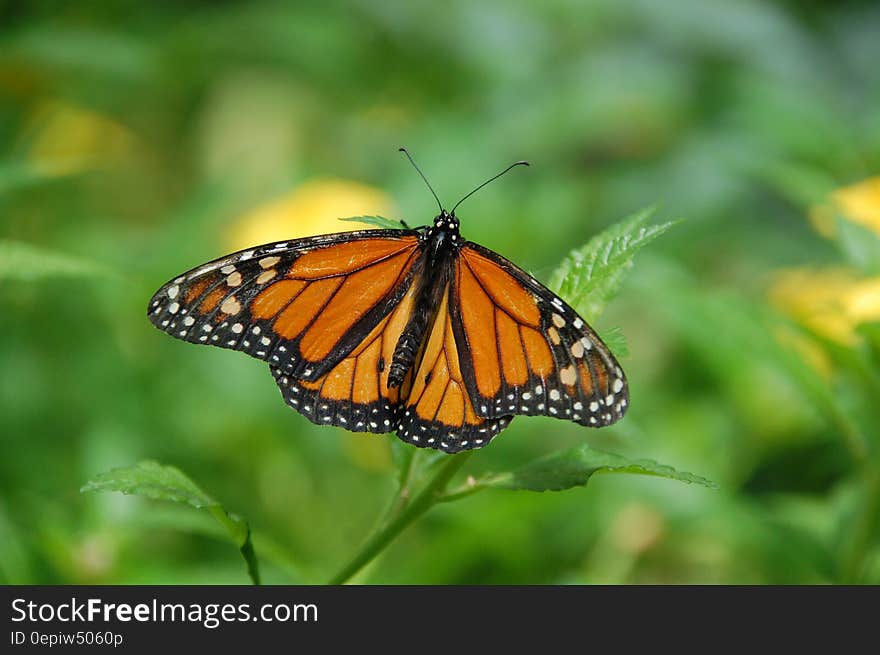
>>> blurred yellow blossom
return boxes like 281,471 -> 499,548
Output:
342,434 -> 392,473
810,176 -> 880,238
26,100 -> 135,175
227,178 -> 394,251
769,267 -> 880,346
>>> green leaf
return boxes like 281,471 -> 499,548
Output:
599,325 -> 629,359
834,215 -> 880,276
549,207 -> 677,322
338,215 -> 406,230
478,444 -> 716,492
0,161 -> 74,197
0,240 -> 112,281
81,461 -> 261,584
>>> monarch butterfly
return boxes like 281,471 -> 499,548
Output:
148,150 -> 628,453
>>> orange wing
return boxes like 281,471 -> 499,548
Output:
270,278 -> 421,433
450,243 -> 628,429
395,285 -> 511,452
148,231 -> 421,382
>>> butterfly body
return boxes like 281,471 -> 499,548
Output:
388,211 -> 460,387
148,209 -> 628,453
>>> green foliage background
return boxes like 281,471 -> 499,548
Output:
2,0 -> 880,584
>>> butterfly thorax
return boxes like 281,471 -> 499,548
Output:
387,211 -> 462,388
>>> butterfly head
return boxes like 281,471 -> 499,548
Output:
423,209 -> 462,256
433,209 -> 460,231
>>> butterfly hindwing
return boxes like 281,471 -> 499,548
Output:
395,284 -> 511,453
148,230 -> 421,382
451,242 -> 628,428
270,276 -> 421,433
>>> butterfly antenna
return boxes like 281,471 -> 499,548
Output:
451,160 -> 530,214
399,147 -> 443,213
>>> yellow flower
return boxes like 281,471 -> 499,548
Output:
227,178 -> 394,251
810,176 -> 880,238
26,100 -> 135,175
341,434 -> 392,473
769,267 -> 880,346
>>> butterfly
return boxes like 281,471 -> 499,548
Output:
147,150 -> 628,453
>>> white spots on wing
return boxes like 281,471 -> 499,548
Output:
570,340 -> 584,358
167,284 -> 179,300
573,318 -> 583,329
256,269 -> 277,285
168,302 -> 180,314
232,323 -> 244,334
202,324 -> 212,332
240,250 -> 254,261
580,337 -> 592,351
589,401 -> 599,412
605,394 -> 615,406
549,389 -> 561,401
551,297 -> 563,308
220,296 -> 241,315
173,276 -> 185,284
535,385 -> 543,395
560,364 -> 577,386
259,256 -> 281,269
522,392 -> 531,400
220,264 -> 236,274
552,313 -> 565,328
260,336 -> 270,346
226,271 -> 242,287
183,316 -> 195,327
573,401 -> 583,411
613,378 -> 624,393
252,326 -> 261,335
589,417 -> 597,424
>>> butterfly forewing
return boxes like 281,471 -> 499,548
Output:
148,230 -> 421,381
450,243 -> 628,427
270,276 -> 422,433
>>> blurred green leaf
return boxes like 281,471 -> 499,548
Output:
0,161 -> 74,197
599,325 -> 629,359
834,216 -> 880,276
81,461 -> 260,584
338,215 -> 406,230
0,240 -> 112,281
549,207 -> 677,322
478,444 -> 716,492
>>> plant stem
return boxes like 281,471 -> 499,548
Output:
328,451 -> 473,584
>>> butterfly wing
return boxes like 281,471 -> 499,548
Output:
450,242 -> 628,428
270,276 -> 421,433
147,230 -> 421,382
395,283 -> 511,453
